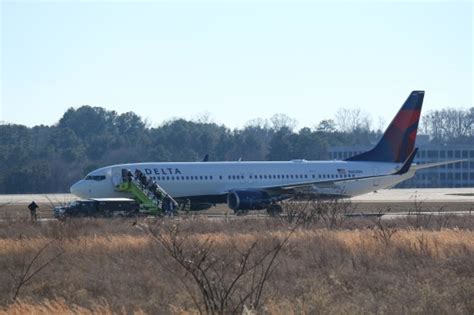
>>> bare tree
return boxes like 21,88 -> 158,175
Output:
422,108 -> 474,144
371,209 -> 398,246
318,199 -> 355,229
335,108 -> 372,133
282,198 -> 355,229
143,221 -> 296,314
406,197 -> 433,229
282,200 -> 321,228
5,241 -> 64,302
270,114 -> 297,131
244,118 -> 271,130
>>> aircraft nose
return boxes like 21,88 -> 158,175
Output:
70,180 -> 85,198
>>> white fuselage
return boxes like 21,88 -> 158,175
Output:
70,160 -> 415,200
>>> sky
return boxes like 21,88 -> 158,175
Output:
1,0 -> 472,130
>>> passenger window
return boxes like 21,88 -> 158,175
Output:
200,176 -> 203,180
210,176 -> 213,180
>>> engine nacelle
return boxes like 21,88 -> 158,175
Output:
227,190 -> 272,211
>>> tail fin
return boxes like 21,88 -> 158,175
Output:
346,91 -> 424,163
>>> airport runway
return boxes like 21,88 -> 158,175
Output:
0,188 -> 472,205
3,210 -> 472,223
350,188 -> 474,203
0,193 -> 75,205
0,188 -> 472,221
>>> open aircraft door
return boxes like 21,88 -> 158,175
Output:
111,167 -> 123,187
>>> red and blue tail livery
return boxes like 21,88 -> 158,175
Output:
347,91 -> 424,163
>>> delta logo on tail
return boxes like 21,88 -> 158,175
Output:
347,91 -> 424,163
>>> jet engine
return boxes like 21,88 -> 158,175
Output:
227,190 -> 273,211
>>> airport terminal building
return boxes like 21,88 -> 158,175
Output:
329,136 -> 474,188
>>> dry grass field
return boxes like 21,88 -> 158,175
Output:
0,209 -> 473,315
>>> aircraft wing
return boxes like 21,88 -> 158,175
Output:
258,168 -> 402,195
271,173 -> 398,193
258,148 -> 446,195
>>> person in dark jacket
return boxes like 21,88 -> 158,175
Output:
126,170 -> 133,182
162,196 -> 170,214
134,169 -> 141,180
28,201 -> 39,222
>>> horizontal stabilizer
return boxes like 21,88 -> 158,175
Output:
411,159 -> 466,171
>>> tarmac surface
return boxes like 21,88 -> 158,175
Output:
0,188 -> 473,205
0,188 -> 473,221
350,188 -> 474,203
0,193 -> 74,205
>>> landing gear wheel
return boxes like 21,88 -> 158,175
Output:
267,204 -> 283,217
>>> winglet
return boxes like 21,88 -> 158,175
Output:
395,148 -> 418,175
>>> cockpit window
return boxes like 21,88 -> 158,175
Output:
85,175 -> 106,181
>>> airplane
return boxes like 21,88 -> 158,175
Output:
70,91 -> 461,214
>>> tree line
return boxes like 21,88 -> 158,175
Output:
0,106 -> 472,193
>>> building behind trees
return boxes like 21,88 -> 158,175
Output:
329,137 -> 474,188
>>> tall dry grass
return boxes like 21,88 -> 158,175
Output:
0,217 -> 473,314
0,298 -> 146,315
